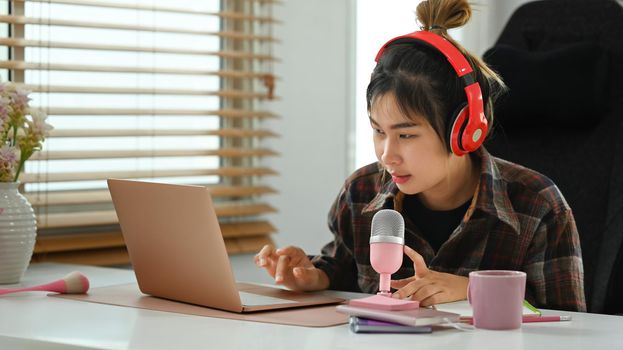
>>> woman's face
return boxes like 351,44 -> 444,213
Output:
370,92 -> 452,196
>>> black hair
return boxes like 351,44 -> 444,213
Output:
366,0 -> 506,153
366,41 -> 499,153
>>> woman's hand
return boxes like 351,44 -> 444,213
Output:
254,244 -> 330,292
390,245 -> 468,307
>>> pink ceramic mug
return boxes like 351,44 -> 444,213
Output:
468,270 -> 526,330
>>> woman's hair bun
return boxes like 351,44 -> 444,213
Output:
416,0 -> 472,32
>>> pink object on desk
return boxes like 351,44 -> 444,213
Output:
521,315 -> 571,323
349,294 -> 419,311
364,210 -> 419,310
0,271 -> 90,296
369,210 -> 406,296
468,270 -> 526,330
370,242 -> 404,295
463,315 -> 571,324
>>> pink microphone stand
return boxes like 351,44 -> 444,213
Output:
348,240 -> 419,310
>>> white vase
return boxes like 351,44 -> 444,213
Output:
0,182 -> 37,284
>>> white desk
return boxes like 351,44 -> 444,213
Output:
1,257 -> 622,350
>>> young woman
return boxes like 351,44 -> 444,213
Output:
255,0 -> 586,312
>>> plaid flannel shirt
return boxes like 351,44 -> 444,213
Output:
312,147 -> 586,312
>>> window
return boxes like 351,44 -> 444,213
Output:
355,0 -> 421,169
1,0 -> 278,265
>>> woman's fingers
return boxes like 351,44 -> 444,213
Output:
254,244 -> 278,277
417,290 -> 445,307
255,245 -> 324,291
392,271 -> 468,306
403,245 -> 429,278
390,276 -> 415,289
255,244 -> 276,267
392,277 -> 439,301
410,283 -> 443,304
276,246 -> 311,267
392,279 -> 419,299
275,245 -> 303,257
275,255 -> 291,283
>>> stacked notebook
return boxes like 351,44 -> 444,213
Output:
348,316 -> 433,334
336,303 -> 461,333
337,299 -> 542,333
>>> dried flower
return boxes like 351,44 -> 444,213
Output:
0,82 -> 53,182
0,145 -> 19,182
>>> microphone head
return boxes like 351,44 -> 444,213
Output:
369,209 -> 405,245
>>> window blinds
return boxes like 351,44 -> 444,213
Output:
0,0 -> 279,265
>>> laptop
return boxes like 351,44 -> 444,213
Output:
107,179 -> 344,313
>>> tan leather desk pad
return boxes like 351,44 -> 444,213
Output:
52,283 -> 348,327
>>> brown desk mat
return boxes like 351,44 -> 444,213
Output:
51,283 -> 348,327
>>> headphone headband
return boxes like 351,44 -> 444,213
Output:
374,31 -> 487,156
375,31 -> 472,76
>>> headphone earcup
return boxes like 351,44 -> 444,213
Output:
447,103 -> 469,156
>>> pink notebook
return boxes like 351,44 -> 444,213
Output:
336,304 -> 460,327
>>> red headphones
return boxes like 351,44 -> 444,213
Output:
375,31 -> 487,156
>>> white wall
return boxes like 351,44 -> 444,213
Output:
262,0 -> 534,255
461,0 -> 533,56
262,0 -> 355,254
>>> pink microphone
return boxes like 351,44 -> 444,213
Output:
369,209 -> 405,296
347,210 -> 419,310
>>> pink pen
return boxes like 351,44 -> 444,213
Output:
521,315 -> 572,323
462,315 -> 571,324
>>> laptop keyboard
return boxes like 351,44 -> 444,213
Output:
239,291 -> 298,306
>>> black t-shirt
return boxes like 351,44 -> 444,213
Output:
402,194 -> 472,252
